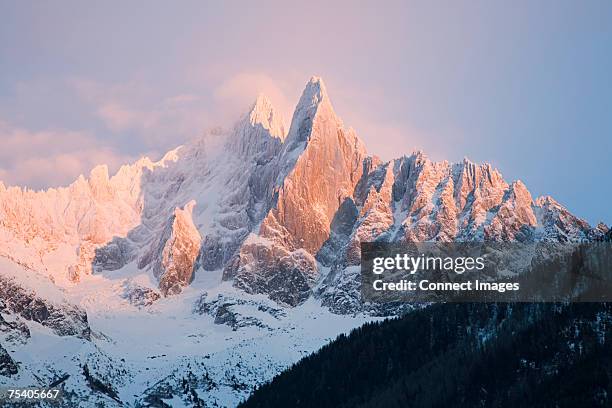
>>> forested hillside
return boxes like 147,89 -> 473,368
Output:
240,302 -> 612,408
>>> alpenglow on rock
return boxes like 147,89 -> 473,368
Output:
0,76 -> 605,308
224,77 -> 368,306
156,201 -> 202,296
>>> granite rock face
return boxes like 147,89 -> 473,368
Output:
259,77 -> 367,254
0,76 -> 605,310
0,308 -> 31,345
93,237 -> 136,273
226,235 -> 318,306
0,275 -> 90,339
0,344 -> 18,377
155,201 -> 202,296
315,153 -> 598,314
192,292 -> 284,330
224,78 -> 368,305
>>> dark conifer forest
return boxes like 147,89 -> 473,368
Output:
240,302 -> 612,408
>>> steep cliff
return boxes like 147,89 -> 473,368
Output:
156,201 -> 202,295
0,76 -> 602,307
0,75 -> 607,408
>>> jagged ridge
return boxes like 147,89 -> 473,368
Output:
0,76 -> 604,306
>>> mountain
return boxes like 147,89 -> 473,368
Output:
0,76 -> 606,407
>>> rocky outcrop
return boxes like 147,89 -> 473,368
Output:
0,344 -> 18,377
0,275 -> 90,339
0,75 -> 601,310
315,152 -> 596,313
226,235 -> 318,306
93,237 -> 136,273
225,78 -> 368,305
259,77 -> 367,254
120,281 -> 161,307
155,201 -> 202,296
0,308 -> 30,345
193,292 -> 284,330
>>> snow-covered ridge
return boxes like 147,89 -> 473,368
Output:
0,76 -> 607,407
0,76 -> 602,297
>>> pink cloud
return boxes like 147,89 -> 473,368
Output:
70,73 -> 303,150
71,78 -> 212,147
0,120 -> 133,190
163,94 -> 200,105
96,103 -> 142,132
318,78 -> 446,163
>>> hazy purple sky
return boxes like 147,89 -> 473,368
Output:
0,1 -> 610,224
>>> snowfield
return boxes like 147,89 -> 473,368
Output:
1,257 -> 375,407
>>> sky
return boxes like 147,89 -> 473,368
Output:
0,0 -> 610,224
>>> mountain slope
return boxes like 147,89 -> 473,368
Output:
0,76 -> 600,304
0,76 -> 607,407
240,302 -> 612,408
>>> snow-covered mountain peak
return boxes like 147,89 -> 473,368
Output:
0,76 -> 608,407
535,195 -> 558,207
285,76 -> 338,146
89,164 -> 109,183
303,76 -> 328,103
225,96 -> 285,163
0,76 -> 601,297
247,94 -> 286,140
301,76 -> 334,117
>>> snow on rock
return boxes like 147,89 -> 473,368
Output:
225,77 -> 368,306
1,76 -> 595,307
0,259 -> 91,339
157,201 -> 202,296
0,155 -> 166,285
0,75 -> 606,407
259,76 -> 367,254
0,344 -> 18,377
313,150 -> 597,313
226,235 -> 318,306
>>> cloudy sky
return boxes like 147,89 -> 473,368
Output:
0,1 -> 610,224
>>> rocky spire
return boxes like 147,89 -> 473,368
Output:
247,94 -> 286,140
227,94 -> 286,162
284,76 -> 338,149
158,201 -> 202,296
260,76 -> 367,254
222,76 -> 369,305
